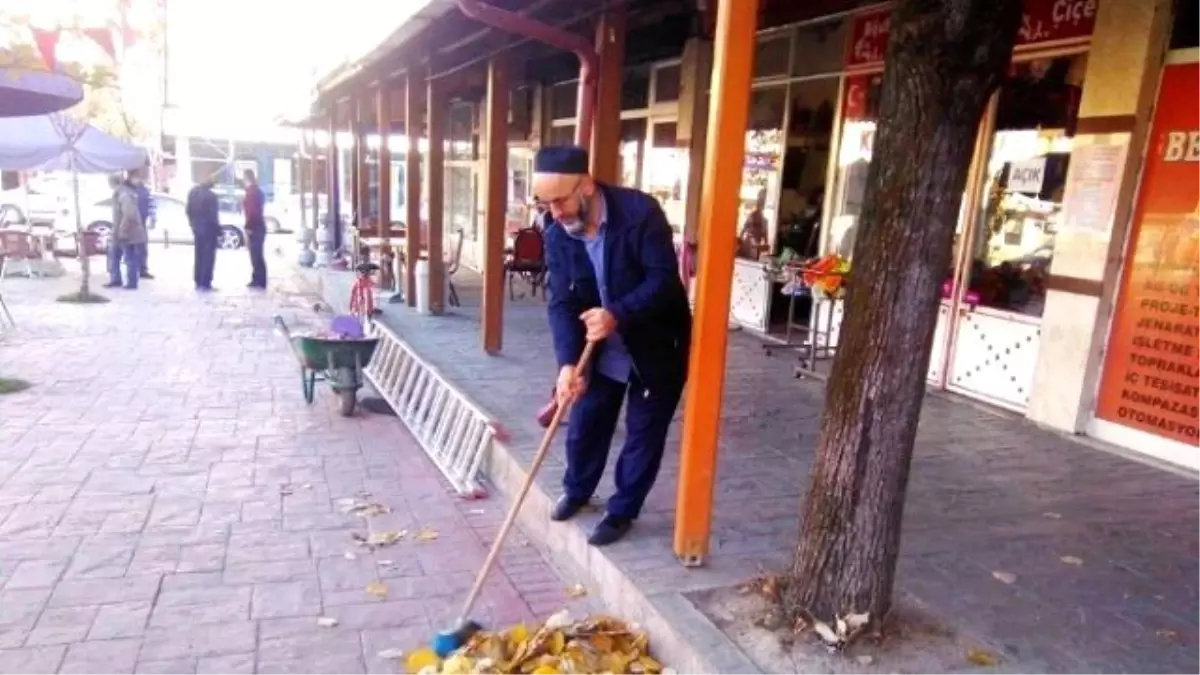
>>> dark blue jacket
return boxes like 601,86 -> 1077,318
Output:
133,183 -> 153,224
544,183 -> 692,394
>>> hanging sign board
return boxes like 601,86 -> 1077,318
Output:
1008,157 -> 1047,194
1095,61 -> 1200,447
845,0 -> 1100,69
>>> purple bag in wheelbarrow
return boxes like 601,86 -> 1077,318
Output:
330,314 -> 365,339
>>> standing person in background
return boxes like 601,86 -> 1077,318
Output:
128,169 -> 155,279
104,174 -> 146,289
102,174 -> 125,288
242,169 -> 267,289
186,175 -> 220,292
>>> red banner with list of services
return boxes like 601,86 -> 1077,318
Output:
1094,60 -> 1200,447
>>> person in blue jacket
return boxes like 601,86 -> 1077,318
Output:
534,145 -> 692,547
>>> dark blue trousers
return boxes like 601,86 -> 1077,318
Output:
563,371 -> 683,519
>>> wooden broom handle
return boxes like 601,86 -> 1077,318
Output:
458,341 -> 597,621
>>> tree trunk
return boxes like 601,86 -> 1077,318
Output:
72,170 -> 92,298
784,0 -> 1021,628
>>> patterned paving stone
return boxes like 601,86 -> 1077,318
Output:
0,249 -> 591,673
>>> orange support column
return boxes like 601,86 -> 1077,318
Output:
404,70 -> 425,308
673,0 -> 757,566
426,75 -> 447,315
589,6 -> 625,182
481,58 -> 509,354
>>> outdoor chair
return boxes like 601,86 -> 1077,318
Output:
505,227 -> 546,300
0,230 -> 40,279
0,253 -> 14,331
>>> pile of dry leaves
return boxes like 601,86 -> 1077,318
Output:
404,611 -> 670,674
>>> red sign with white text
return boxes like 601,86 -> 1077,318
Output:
845,0 -> 1099,69
1095,61 -> 1200,447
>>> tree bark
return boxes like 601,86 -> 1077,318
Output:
784,0 -> 1021,627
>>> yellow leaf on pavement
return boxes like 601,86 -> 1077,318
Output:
416,527 -> 439,542
405,648 -> 439,674
966,647 -> 1000,667
366,581 -> 388,599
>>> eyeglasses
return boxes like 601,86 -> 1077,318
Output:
533,177 -> 584,209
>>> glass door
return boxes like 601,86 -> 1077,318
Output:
642,118 -> 689,240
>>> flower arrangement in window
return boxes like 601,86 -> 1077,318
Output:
801,253 -> 851,300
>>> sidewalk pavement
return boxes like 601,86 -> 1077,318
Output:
0,248 -> 592,674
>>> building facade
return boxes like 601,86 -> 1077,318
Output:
302,0 -> 1198,472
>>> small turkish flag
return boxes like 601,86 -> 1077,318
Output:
84,27 -> 117,61
30,27 -> 60,71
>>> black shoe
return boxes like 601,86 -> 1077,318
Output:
102,282 -> 121,288
196,285 -> 215,292
550,495 -> 587,522
587,514 -> 633,547
140,272 -> 154,279
247,282 -> 266,289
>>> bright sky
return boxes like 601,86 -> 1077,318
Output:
166,0 -> 434,124
4,0 -> 436,128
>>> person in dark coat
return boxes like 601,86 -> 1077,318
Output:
536,145 -> 692,547
128,169 -> 155,279
242,169 -> 267,289
186,175 -> 220,291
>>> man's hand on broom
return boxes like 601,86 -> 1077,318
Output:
555,364 -> 586,407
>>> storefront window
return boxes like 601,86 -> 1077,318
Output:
622,68 -> 651,110
643,121 -> 688,235
775,77 -> 838,259
548,125 -> 575,146
828,72 -> 881,259
754,35 -> 791,79
964,54 -> 1086,318
550,82 -> 577,120
652,64 -> 681,104
791,17 -> 850,77
447,165 -> 475,240
738,86 -> 786,260
447,105 -> 474,162
619,118 -> 646,188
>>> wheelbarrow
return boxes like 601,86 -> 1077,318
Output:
273,315 -> 380,416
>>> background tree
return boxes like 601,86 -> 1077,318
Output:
783,0 -> 1022,635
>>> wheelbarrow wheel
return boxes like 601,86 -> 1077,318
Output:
301,368 -> 317,404
333,366 -> 359,417
338,388 -> 358,417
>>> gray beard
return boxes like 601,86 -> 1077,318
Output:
562,218 -> 586,235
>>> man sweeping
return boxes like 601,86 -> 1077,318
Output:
535,146 -> 692,547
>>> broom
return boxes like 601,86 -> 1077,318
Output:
432,341 -> 596,657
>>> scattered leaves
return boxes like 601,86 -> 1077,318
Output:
566,584 -> 588,599
340,498 -> 392,518
992,571 -> 1017,585
406,647 -> 440,673
366,581 -> 389,599
352,531 -> 407,550
739,574 -> 782,601
966,647 -> 1000,667
410,613 -> 666,674
1059,555 -> 1083,566
416,527 -> 440,542
805,611 -> 872,650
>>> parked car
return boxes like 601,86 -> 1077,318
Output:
0,183 -> 69,224
52,192 -> 246,255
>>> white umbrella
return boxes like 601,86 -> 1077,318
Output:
0,113 -> 147,296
